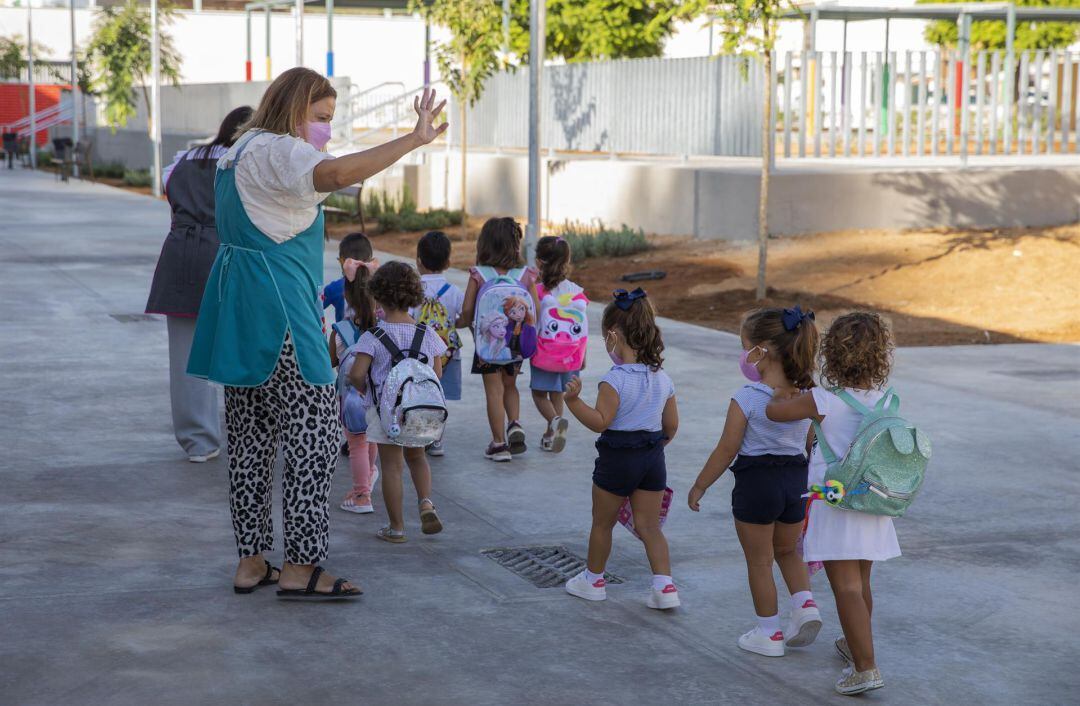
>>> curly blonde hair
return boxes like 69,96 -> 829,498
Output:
819,312 -> 894,389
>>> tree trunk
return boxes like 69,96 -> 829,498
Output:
756,45 -> 773,302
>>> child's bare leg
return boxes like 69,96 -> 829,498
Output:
860,560 -> 874,617
550,391 -> 565,418
825,560 -> 876,672
379,444 -> 405,531
773,520 -> 811,595
586,484 -> 624,574
404,446 -> 432,504
735,519 -> 778,618
532,389 -> 556,425
502,368 -> 521,422
481,372 -> 506,443
629,489 -> 671,576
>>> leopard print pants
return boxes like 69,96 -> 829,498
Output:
224,334 -> 340,565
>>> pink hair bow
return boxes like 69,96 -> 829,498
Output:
342,257 -> 379,282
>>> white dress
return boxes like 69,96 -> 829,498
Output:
802,386 -> 902,562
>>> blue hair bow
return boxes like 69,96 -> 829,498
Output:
613,288 -> 647,311
782,305 -> 815,331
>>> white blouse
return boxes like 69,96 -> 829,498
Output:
218,131 -> 336,244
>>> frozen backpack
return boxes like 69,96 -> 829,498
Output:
415,282 -> 461,367
472,266 -> 537,365
369,324 -> 448,447
332,320 -> 369,434
807,388 -> 931,518
533,284 -> 588,373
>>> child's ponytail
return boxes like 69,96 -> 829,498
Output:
536,235 -> 572,290
602,289 -> 665,370
339,232 -> 378,332
742,306 -> 819,389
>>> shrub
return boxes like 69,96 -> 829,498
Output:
95,161 -> 126,179
123,168 -> 152,187
372,184 -> 461,233
555,221 -> 650,263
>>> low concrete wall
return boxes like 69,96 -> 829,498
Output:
422,152 -> 1080,239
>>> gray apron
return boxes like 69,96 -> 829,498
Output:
145,152 -> 220,316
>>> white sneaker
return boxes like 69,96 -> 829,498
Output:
188,448 -> 220,463
426,440 -> 445,457
565,571 -> 607,601
835,666 -> 884,695
548,416 -> 569,453
786,598 -> 823,647
738,627 -> 786,657
646,583 -> 681,610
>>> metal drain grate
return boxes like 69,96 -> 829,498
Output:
481,545 -> 624,588
109,314 -> 161,323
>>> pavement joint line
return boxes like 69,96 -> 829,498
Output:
0,234 -> 115,313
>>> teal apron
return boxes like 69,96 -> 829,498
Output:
187,134 -> 334,387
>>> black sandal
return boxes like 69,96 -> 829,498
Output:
275,566 -> 362,601
233,559 -> 280,594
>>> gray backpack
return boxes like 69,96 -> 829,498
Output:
370,325 -> 447,447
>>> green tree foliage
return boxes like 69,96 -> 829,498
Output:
509,0 -> 705,62
921,0 -> 1080,50
84,0 -> 182,134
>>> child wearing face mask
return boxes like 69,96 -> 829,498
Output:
687,306 -> 822,658
563,288 -> 681,611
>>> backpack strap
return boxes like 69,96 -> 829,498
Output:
475,266 -> 496,282
874,387 -> 900,414
811,420 -> 840,466
372,327 -> 407,366
407,323 -> 430,363
507,267 -> 525,281
436,282 -> 452,299
331,320 -> 361,349
833,388 -> 873,416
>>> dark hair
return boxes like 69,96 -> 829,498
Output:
601,293 -> 664,370
820,312 -> 894,390
417,230 -> 452,272
337,233 -> 376,331
193,105 -> 253,168
338,232 -> 372,261
476,217 -> 524,269
369,261 -> 424,312
536,236 -> 571,291
742,308 -> 819,390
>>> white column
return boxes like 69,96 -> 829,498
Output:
151,0 -> 162,197
28,0 -> 36,170
295,0 -> 304,67
526,0 -> 545,266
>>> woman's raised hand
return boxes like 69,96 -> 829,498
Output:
412,87 -> 449,145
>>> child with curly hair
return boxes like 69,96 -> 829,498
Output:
348,261 -> 448,543
766,312 -> 901,696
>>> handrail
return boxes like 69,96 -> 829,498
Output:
5,102 -> 66,131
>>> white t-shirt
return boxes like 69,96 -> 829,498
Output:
410,274 -> 465,360
218,130 -> 335,243
808,386 -> 886,487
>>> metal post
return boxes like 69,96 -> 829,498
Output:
245,10 -> 252,81
424,19 -> 431,86
960,15 -> 971,165
326,0 -> 334,76
265,6 -> 272,79
151,0 -> 162,198
194,0 -> 202,11
28,0 -> 37,169
526,0 -> 545,266
502,0 -> 511,55
1004,4 -> 1015,154
295,0 -> 304,67
70,0 -> 79,177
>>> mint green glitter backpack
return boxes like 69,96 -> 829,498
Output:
808,388 -> 931,518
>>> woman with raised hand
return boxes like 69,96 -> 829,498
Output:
187,68 -> 447,600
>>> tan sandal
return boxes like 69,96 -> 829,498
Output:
376,525 -> 407,543
419,499 -> 443,535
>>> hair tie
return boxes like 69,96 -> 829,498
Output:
343,257 -> 379,282
556,236 -> 565,244
612,287 -> 647,311
781,305 -> 814,332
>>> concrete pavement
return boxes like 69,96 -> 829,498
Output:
1,168 -> 1078,705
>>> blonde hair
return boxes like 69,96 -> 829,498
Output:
237,67 -> 337,139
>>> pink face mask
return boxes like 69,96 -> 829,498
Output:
739,346 -> 766,383
304,121 -> 332,150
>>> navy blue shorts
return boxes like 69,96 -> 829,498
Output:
592,430 -> 667,497
730,454 -> 809,525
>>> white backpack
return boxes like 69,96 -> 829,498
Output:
369,324 -> 447,447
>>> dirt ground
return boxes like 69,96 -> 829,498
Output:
330,218 -> 1080,347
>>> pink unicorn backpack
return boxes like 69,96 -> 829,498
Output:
533,282 -> 589,373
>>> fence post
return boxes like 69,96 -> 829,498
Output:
783,52 -> 793,158
799,51 -> 808,157
916,51 -> 927,157
1048,50 -> 1059,153
842,52 -> 852,157
858,52 -> 868,156
829,51 -> 838,157
1032,51 -> 1044,154
1018,51 -> 1029,154
989,51 -> 1000,155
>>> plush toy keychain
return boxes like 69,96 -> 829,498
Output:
804,480 -> 846,507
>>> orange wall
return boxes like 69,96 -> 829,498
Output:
0,85 -> 64,146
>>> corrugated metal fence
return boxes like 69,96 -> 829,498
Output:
461,55 -> 763,158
